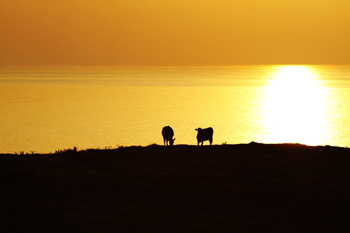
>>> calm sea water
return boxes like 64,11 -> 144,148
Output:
1,65 -> 350,153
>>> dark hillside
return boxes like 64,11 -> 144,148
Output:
1,143 -> 350,232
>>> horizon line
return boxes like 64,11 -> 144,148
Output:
1,63 -> 350,69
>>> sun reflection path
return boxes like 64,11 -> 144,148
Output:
262,65 -> 328,146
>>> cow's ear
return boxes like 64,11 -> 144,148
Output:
195,128 -> 198,131
173,138 -> 176,141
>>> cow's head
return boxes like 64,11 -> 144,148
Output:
170,138 -> 176,146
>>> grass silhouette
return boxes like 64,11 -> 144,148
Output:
1,143 -> 350,232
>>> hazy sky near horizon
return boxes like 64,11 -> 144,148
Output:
1,0 -> 350,66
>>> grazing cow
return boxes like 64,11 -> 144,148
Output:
195,127 -> 214,146
162,126 -> 175,146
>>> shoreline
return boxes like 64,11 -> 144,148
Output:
1,142 -> 349,156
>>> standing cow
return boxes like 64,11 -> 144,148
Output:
195,127 -> 214,146
162,126 -> 175,146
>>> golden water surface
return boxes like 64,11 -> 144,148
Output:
1,65 -> 350,153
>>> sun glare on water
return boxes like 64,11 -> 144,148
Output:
262,65 -> 328,145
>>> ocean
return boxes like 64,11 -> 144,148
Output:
1,65 -> 350,153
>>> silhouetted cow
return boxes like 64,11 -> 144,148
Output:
162,126 -> 175,146
195,127 -> 214,146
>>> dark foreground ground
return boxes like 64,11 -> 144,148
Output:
1,143 -> 350,233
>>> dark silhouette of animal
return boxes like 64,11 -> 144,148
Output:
162,126 -> 175,146
195,127 -> 214,146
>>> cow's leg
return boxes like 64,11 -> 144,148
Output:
201,141 -> 203,146
209,138 -> 212,145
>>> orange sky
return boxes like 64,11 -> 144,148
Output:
1,0 -> 349,66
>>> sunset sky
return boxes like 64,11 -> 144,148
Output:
1,0 -> 349,66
